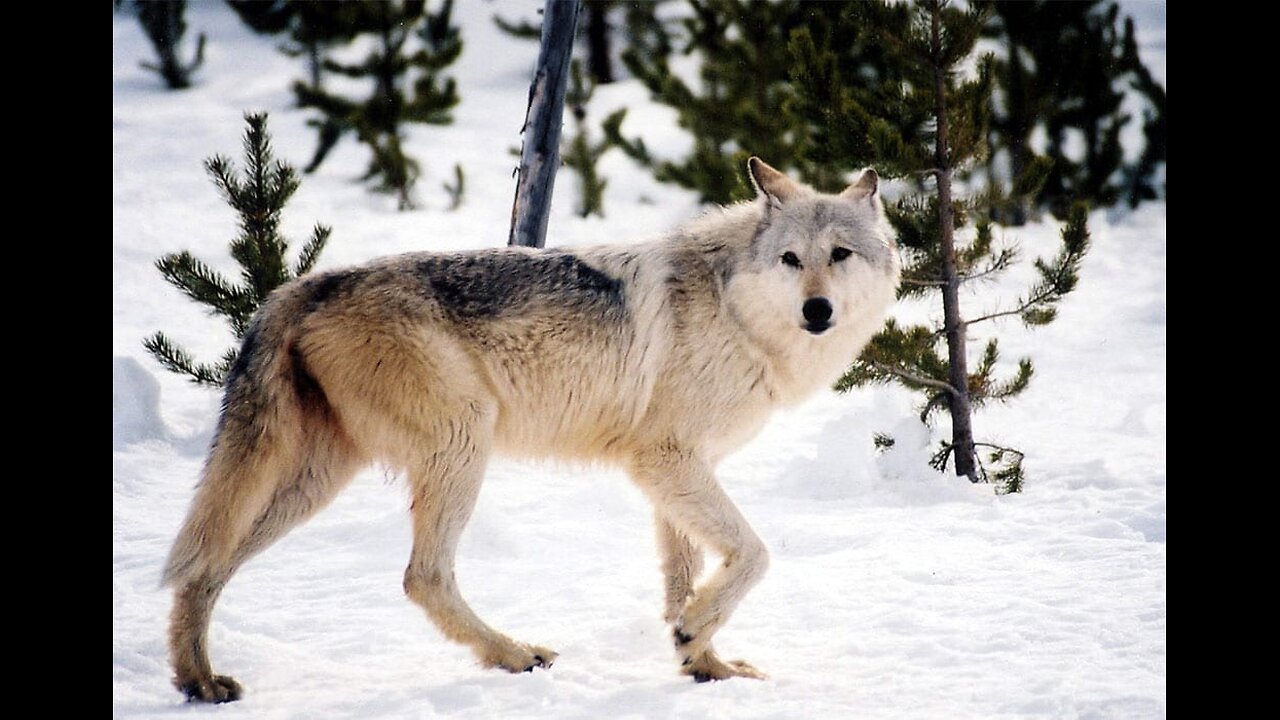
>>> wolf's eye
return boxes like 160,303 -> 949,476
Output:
781,251 -> 802,268
831,247 -> 853,263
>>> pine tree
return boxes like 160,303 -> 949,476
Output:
292,0 -> 462,210
610,1 -> 910,204
985,1 -> 1164,220
614,0 -> 802,204
819,1 -> 1090,490
225,1 -> 363,173
608,1 -> 1162,219
135,0 -> 205,89
1118,16 -> 1166,208
144,113 -> 331,387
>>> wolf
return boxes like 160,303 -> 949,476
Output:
162,157 -> 900,701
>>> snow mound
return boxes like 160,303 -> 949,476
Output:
113,356 -> 168,449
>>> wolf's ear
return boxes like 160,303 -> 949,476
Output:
841,168 -> 880,204
748,157 -> 803,207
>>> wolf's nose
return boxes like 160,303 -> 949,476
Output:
803,297 -> 833,323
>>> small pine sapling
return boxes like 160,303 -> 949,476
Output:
144,113 -> 331,387
293,0 -> 462,210
225,1 -> 364,174
824,1 -> 1090,491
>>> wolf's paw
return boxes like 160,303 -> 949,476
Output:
176,674 -> 243,703
681,650 -> 767,683
481,640 -> 559,674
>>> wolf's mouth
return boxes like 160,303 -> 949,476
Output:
804,321 -> 831,335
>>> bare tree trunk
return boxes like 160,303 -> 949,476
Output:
930,2 -> 979,483
509,0 -> 582,248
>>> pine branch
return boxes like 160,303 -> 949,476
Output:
905,245 -> 1015,288
901,277 -> 946,287
602,108 -> 653,166
958,247 -> 1017,285
204,155 -> 243,205
986,358 -> 1033,402
975,442 -> 1026,493
143,332 -> 225,387
967,341 -> 1032,406
964,204 -> 1089,329
493,14 -> 542,40
870,361 -> 958,395
928,441 -> 954,473
136,1 -> 205,89
961,305 -> 1032,328
294,224 -> 331,276
155,252 -> 249,319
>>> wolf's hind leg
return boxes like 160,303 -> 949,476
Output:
169,573 -> 241,703
633,448 -> 770,682
167,426 -> 362,703
402,418 -> 557,673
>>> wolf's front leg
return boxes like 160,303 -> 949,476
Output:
633,447 -> 769,682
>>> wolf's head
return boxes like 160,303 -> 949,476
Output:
728,157 -> 900,353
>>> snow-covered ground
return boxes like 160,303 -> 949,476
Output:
113,4 -> 1166,718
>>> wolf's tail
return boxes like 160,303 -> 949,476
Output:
160,285 -> 327,587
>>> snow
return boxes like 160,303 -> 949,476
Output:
113,3 -> 1165,717
113,356 -> 169,449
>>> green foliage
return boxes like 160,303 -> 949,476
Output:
1118,19 -> 1166,208
255,0 -> 463,210
602,108 -> 653,166
611,0 -> 1161,218
785,4 -> 932,188
144,113 -> 331,387
616,0 -> 884,203
135,0 -> 205,89
988,446 -> 1026,494
821,1 -> 1092,488
929,441 -> 1026,493
1011,202 -> 1091,327
227,1 -> 363,178
984,1 -> 1164,221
